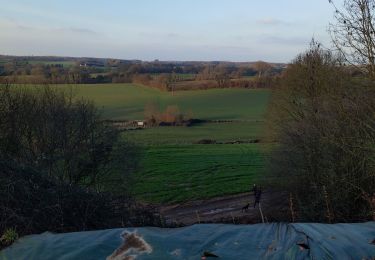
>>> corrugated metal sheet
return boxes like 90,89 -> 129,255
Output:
1,222 -> 374,259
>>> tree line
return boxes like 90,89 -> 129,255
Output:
0,59 -> 283,89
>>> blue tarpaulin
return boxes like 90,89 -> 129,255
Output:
1,222 -> 374,259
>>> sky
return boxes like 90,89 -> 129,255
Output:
0,0 -> 343,62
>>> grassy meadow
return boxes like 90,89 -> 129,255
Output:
125,121 -> 263,145
73,84 -> 270,120
71,83 -> 271,203
133,144 -> 267,203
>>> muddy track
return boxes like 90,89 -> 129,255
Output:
159,191 -> 288,226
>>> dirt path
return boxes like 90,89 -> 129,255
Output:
159,190 -> 288,226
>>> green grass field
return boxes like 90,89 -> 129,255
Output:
125,121 -> 263,145
71,84 -> 270,121
68,83 -> 271,203
133,144 -> 266,203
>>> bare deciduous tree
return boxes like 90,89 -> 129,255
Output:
253,61 -> 272,78
267,41 -> 375,222
329,0 -> 375,78
0,84 -> 139,192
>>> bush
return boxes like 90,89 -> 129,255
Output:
0,84 -> 138,192
267,42 -> 375,222
144,103 -> 193,126
0,159 -> 158,238
0,84 -> 158,240
195,139 -> 217,144
0,228 -> 18,247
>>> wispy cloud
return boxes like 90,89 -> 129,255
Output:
0,18 -> 98,36
259,35 -> 308,46
0,17 -> 31,29
167,33 -> 180,38
138,31 -> 181,39
58,27 -> 97,35
256,18 -> 291,26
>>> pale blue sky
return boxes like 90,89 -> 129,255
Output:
0,0 -> 342,62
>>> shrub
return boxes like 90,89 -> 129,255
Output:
0,228 -> 18,247
195,139 -> 217,144
144,103 -> 193,126
267,42 -> 375,222
0,84 -> 157,241
0,159 -> 158,237
0,84 -> 138,192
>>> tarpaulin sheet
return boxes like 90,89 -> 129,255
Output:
1,222 -> 374,259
